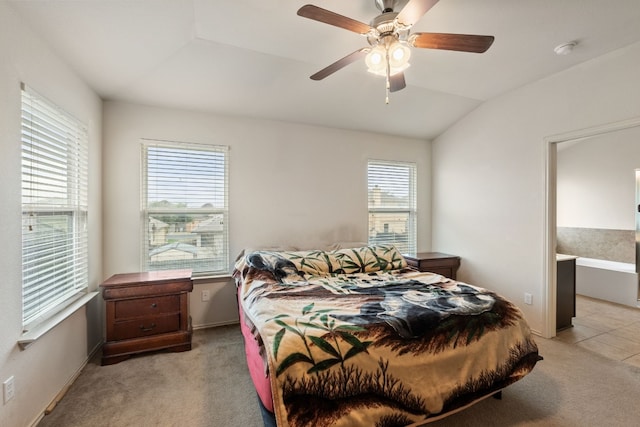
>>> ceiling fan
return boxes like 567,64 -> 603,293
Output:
297,0 -> 495,102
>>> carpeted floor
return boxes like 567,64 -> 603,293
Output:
37,324 -> 640,427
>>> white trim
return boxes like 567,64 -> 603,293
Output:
541,139 -> 557,338
546,116 -> 640,145
28,338 -> 102,427
543,116 -> 640,339
192,273 -> 232,283
18,291 -> 99,349
192,320 -> 239,330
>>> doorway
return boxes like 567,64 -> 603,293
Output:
544,116 -> 640,338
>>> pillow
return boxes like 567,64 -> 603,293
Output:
332,245 -> 407,274
276,249 -> 339,276
264,245 -> 406,276
238,244 -> 407,282
243,250 -> 305,281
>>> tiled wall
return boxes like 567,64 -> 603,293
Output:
557,227 -> 636,263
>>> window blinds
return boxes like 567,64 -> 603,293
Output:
367,160 -> 417,255
141,140 -> 229,276
21,83 -> 89,327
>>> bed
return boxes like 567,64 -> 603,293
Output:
233,245 -> 540,427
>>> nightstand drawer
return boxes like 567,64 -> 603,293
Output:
112,314 -> 181,341
114,295 -> 179,319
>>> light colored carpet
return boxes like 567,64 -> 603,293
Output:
38,325 -> 640,427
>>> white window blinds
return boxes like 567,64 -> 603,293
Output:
367,160 -> 417,255
21,83 -> 89,327
141,140 -> 229,276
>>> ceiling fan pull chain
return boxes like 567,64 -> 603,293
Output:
385,76 -> 390,104
385,48 -> 391,104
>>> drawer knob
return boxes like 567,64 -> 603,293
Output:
151,303 -> 157,308
139,323 -> 156,332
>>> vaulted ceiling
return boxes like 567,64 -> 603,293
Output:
8,0 -> 640,139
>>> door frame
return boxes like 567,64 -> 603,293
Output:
543,116 -> 640,338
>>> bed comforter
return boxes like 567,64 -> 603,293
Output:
233,245 -> 540,427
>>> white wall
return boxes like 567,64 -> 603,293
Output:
102,101 -> 431,326
0,3 -> 103,427
432,41 -> 640,335
557,125 -> 640,229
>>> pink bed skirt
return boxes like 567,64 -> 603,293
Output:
238,293 -> 274,413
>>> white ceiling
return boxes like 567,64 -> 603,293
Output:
8,0 -> 640,140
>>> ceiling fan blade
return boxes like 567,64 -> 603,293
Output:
411,32 -> 495,53
389,72 -> 406,92
310,48 -> 369,81
297,4 -> 372,34
396,0 -> 440,27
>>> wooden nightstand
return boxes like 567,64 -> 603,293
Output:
100,269 -> 193,365
403,252 -> 461,280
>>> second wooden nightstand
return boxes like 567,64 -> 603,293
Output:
403,252 -> 461,280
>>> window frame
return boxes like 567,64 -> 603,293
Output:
20,83 -> 89,329
141,139 -> 229,277
367,159 -> 417,255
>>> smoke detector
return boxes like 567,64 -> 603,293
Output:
554,41 -> 577,55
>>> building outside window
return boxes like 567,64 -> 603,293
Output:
367,159 -> 417,255
141,140 -> 229,276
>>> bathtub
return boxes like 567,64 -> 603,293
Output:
575,257 -> 639,308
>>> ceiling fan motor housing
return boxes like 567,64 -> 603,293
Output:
375,0 -> 399,13
371,12 -> 398,34
369,11 -> 410,47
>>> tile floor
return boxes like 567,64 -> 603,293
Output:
555,294 -> 640,368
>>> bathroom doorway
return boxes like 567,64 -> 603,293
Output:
636,169 -> 640,278
544,117 -> 640,337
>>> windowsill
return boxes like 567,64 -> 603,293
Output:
18,291 -> 99,350
192,274 -> 233,285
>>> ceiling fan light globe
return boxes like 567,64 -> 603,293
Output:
365,45 -> 387,73
388,42 -> 411,68
369,52 -> 383,65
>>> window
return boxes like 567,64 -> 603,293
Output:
367,160 -> 417,255
21,84 -> 89,327
141,140 -> 229,276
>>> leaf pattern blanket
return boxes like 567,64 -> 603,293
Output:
233,246 -> 540,427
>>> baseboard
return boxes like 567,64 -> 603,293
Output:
29,340 -> 103,427
192,319 -> 239,330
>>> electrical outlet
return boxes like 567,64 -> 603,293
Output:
524,293 -> 533,305
201,290 -> 210,302
3,376 -> 15,404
